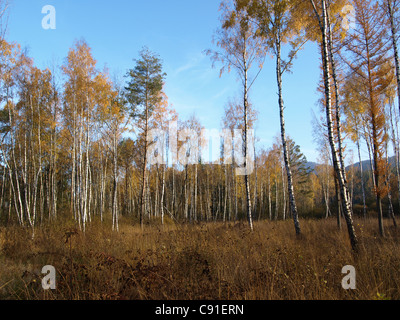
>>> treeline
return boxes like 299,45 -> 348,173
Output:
0,36 -> 316,231
0,0 -> 400,247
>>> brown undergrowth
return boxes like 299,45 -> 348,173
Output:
0,217 -> 399,300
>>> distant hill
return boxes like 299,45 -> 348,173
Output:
347,156 -> 396,171
348,159 -> 373,171
305,156 -> 397,173
306,162 -> 318,172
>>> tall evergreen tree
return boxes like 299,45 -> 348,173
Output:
125,47 -> 166,228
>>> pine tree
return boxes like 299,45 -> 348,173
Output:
125,47 -> 166,228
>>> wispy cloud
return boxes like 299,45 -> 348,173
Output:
171,52 -> 206,78
210,87 -> 230,101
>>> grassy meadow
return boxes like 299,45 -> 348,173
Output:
0,217 -> 399,300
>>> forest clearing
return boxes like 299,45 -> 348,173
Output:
1,0 -> 400,304
0,217 -> 399,300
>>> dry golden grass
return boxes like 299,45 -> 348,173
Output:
0,217 -> 399,300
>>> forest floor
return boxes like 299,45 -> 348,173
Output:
0,217 -> 399,300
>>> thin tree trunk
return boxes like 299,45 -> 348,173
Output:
172,164 -> 175,215
161,163 -> 165,225
140,112 -> 149,228
243,49 -> 254,231
275,177 -> 279,220
194,164 -> 198,222
389,101 -> 400,214
385,140 -> 397,227
365,136 -> 377,191
233,164 -> 238,221
311,0 -> 358,250
259,182 -> 264,221
155,165 -> 159,218
281,164 -> 286,221
357,136 -> 367,218
276,36 -> 301,234
387,0 -> 400,117
327,7 -> 348,194
112,133 -> 119,231
253,143 -> 258,220
268,173 -> 272,220
184,164 -> 189,221
322,168 -> 330,219
223,164 -> 228,222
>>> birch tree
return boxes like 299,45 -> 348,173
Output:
15,63 -> 56,234
149,93 -> 177,224
0,40 -> 24,225
383,0 -> 400,116
0,0 -> 8,40
309,0 -> 358,250
208,0 -> 265,231
246,0 -> 306,234
96,72 -> 127,231
62,40 -> 98,232
222,97 -> 258,222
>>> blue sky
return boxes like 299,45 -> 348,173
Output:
4,0 -> 346,163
